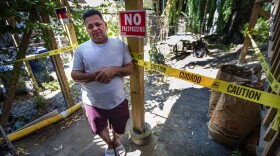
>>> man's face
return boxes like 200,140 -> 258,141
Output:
85,15 -> 108,44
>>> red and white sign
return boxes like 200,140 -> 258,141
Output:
119,10 -> 146,38
55,7 -> 69,24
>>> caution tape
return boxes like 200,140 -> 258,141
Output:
271,110 -> 280,131
249,35 -> 280,94
9,44 -> 78,63
249,35 -> 280,131
131,53 -> 280,110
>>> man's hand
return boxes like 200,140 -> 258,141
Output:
94,67 -> 116,83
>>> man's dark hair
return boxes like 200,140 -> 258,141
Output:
82,9 -> 104,23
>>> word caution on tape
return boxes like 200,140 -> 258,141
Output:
131,53 -> 280,110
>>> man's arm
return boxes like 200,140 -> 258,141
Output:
71,70 -> 100,83
114,61 -> 134,77
95,61 -> 134,82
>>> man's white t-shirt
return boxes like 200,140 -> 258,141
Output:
71,38 -> 132,110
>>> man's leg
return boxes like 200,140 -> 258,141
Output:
98,127 -> 114,149
112,131 -> 123,147
113,132 -> 126,156
84,104 -> 115,151
109,99 -> 129,156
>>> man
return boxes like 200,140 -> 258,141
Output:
71,9 -> 133,156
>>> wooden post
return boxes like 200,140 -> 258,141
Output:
125,0 -> 152,145
238,1 -> 262,64
56,0 -> 78,56
40,13 -> 74,108
61,0 -> 78,46
126,0 -> 145,134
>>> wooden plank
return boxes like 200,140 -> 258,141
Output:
272,61 -> 280,80
272,6 -> 280,32
262,131 -> 280,156
61,0 -> 78,45
272,0 -> 280,31
271,48 -> 280,70
271,36 -> 280,64
272,21 -> 280,41
259,109 -> 269,149
263,120 -> 276,141
264,108 -> 278,126
262,1 -> 280,155
125,0 -> 145,133
238,1 -> 262,64
40,13 -> 74,108
55,0 -> 77,56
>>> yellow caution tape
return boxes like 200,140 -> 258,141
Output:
131,53 -> 144,61
272,110 -> 280,131
131,53 -> 280,110
249,35 -> 280,94
13,44 -> 78,63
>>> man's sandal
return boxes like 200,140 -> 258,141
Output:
104,149 -> 115,156
115,144 -> 126,156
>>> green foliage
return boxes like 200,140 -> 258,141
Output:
42,80 -> 60,92
148,45 -> 165,65
8,113 -> 32,131
34,95 -> 46,109
206,0 -> 216,33
0,0 -> 58,52
216,0 -> 233,34
242,18 -> 269,44
231,149 -> 242,156
164,0 -> 184,34
70,0 -> 124,44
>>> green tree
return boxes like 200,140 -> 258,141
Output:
70,0 -> 124,44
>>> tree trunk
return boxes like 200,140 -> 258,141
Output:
202,0 -> 209,34
223,0 -> 255,44
0,11 -> 35,129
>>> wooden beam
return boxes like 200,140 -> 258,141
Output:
238,1 -> 262,64
56,0 -> 78,56
40,13 -> 74,108
0,12 -> 36,129
262,131 -> 280,156
272,1 -> 280,31
61,0 -> 78,46
264,108 -> 278,126
263,119 -> 276,141
125,0 -> 145,133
